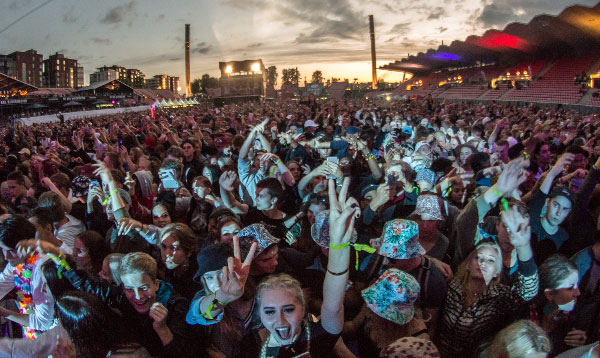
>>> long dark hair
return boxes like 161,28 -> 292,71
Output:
77,230 -> 111,275
56,291 -> 124,358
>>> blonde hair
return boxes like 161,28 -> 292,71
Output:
255,274 -> 307,326
455,241 -> 503,303
485,320 -> 551,358
118,252 -> 157,280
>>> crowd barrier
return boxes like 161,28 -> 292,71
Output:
19,106 -> 150,126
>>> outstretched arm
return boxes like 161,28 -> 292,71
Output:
321,177 -> 359,334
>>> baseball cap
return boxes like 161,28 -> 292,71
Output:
401,126 -> 413,135
304,120 -> 318,128
549,186 -> 575,207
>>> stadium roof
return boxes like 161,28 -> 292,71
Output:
74,79 -> 134,93
381,2 -> 600,74
0,73 -> 37,94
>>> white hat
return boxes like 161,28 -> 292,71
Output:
304,120 -> 318,128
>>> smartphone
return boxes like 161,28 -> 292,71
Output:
89,179 -> 99,188
159,169 -> 179,189
326,157 -> 338,179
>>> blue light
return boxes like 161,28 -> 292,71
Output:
430,52 -> 462,61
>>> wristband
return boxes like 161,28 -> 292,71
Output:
274,159 -> 282,165
329,242 -> 350,250
500,197 -> 509,212
490,185 -> 503,198
48,251 -> 71,279
101,189 -> 118,206
327,268 -> 349,276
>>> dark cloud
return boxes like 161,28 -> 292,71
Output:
437,26 -> 448,33
390,23 -> 411,35
475,0 -> 598,28
191,42 -> 212,54
100,0 -> 136,24
7,0 -> 32,10
91,37 -> 111,45
247,42 -> 263,48
477,3 -> 516,27
157,14 -> 165,21
427,6 -> 446,20
273,0 -> 365,44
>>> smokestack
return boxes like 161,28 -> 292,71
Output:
369,15 -> 377,90
185,24 -> 191,97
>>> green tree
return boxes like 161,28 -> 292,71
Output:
282,67 -> 300,85
265,66 -> 278,87
311,70 -> 323,84
200,74 -> 219,93
191,78 -> 202,94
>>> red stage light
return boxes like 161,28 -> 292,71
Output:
473,31 -> 532,52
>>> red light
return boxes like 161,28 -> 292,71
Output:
150,107 -> 155,119
472,31 -> 532,52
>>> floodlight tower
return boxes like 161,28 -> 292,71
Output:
369,15 -> 377,90
185,24 -> 191,97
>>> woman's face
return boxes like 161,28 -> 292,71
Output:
287,163 -> 302,181
220,222 -> 241,245
468,246 -> 500,285
161,234 -> 190,270
203,270 -> 222,293
545,269 -> 580,309
152,205 -> 171,228
253,245 -> 279,275
259,288 -> 304,346
73,237 -> 92,273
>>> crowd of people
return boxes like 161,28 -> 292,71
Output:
0,94 -> 599,358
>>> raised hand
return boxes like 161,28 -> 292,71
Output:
117,217 -> 143,236
501,205 -> 531,248
495,157 -> 530,195
551,153 -> 575,175
219,236 -> 257,303
93,160 -> 113,184
328,177 -> 360,247
219,171 -> 238,191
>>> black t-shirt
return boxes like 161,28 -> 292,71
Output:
244,206 -> 290,239
529,190 -> 569,264
238,321 -> 339,358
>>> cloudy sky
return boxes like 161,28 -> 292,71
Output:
1,0 -> 597,88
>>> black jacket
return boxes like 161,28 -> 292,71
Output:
62,268 -> 207,358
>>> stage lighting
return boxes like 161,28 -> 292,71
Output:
225,65 -> 232,73
251,63 -> 260,72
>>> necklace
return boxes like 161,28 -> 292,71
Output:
14,253 -> 39,339
260,324 -> 311,358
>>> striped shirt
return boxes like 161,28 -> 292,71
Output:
437,258 -> 538,357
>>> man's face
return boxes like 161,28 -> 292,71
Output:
254,245 -> 279,274
182,143 -> 195,158
571,153 -> 587,171
6,180 -> 23,200
255,187 -> 275,211
152,205 -> 171,228
545,196 -> 572,226
121,272 -> 159,315
0,242 -> 21,266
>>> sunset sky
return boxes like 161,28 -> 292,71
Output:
1,0 -> 597,88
